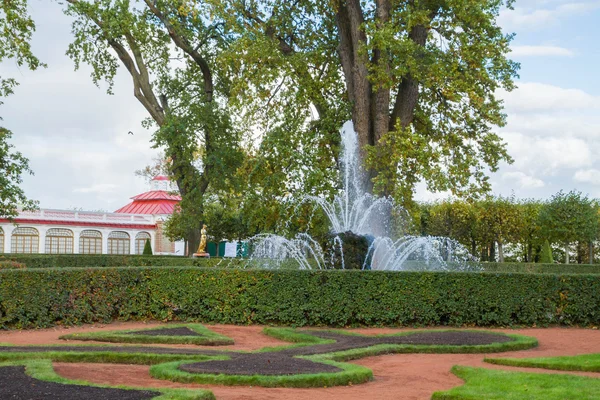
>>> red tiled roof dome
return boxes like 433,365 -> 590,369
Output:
114,176 -> 181,215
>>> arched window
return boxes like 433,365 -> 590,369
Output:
108,231 -> 130,254
0,227 -> 4,253
11,227 -> 39,254
135,232 -> 151,255
45,229 -> 74,254
80,230 -> 102,254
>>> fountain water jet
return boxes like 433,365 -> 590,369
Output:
248,121 -> 478,271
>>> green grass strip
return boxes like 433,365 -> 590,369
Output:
261,328 -> 538,354
0,347 -> 227,365
0,359 -> 215,399
60,324 -> 234,346
149,358 -> 372,388
432,365 -> 600,399
486,353 -> 600,372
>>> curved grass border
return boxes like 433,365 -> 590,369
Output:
485,353 -> 600,372
432,365 -> 600,399
261,327 -> 539,354
0,359 -> 215,400
150,329 -> 537,388
149,357 -> 373,388
0,345 -> 227,365
59,324 -> 234,346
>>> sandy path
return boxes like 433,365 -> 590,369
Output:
2,323 -> 598,400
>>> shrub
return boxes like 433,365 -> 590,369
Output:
540,240 -> 554,263
0,268 -> 598,329
0,260 -> 26,269
143,239 -> 153,256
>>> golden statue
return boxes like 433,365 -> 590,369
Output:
197,224 -> 208,253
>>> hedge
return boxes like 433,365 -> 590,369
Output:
0,254 -> 241,268
3,254 -> 600,274
0,268 -> 598,329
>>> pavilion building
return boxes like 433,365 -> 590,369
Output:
0,176 -> 185,256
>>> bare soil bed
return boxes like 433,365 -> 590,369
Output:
1,324 -> 599,400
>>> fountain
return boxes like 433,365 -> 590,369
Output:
247,121 -> 478,271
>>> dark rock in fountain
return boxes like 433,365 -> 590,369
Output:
327,231 -> 373,270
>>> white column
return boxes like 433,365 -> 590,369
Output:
2,224 -> 14,253
37,226 -> 48,254
102,228 -> 111,254
149,231 -> 156,254
129,231 -> 136,255
72,227 -> 83,254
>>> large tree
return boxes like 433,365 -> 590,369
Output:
539,190 -> 598,264
0,0 -> 42,218
64,0 -> 243,252
214,0 -> 517,204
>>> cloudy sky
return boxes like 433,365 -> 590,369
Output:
1,0 -> 599,211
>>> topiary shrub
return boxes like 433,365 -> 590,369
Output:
540,240 -> 554,263
143,239 -> 153,255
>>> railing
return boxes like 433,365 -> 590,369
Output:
17,209 -> 155,225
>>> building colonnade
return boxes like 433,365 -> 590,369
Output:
0,225 -> 155,255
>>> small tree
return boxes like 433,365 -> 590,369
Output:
143,239 -> 153,256
540,240 -> 553,264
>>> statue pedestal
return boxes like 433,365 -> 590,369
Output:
192,252 -> 210,258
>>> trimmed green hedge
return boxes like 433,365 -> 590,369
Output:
3,254 -> 600,274
0,254 -> 242,268
0,268 -> 598,329
479,262 -> 600,274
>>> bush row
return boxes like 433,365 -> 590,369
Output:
0,268 -> 598,329
3,254 -> 600,274
0,254 -> 239,268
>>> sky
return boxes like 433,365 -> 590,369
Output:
1,0 -> 600,211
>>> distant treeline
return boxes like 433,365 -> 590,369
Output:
416,190 -> 598,264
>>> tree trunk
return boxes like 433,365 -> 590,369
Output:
527,243 -> 533,263
497,239 -> 504,263
489,241 -> 496,262
589,241 -> 594,264
564,243 -> 569,264
334,0 -> 433,194
471,238 -> 477,258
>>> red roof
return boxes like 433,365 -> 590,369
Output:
152,175 -> 170,181
114,190 -> 181,215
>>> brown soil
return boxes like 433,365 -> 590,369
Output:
51,326 -> 600,400
0,365 -> 158,400
0,322 -> 286,351
180,330 -> 514,376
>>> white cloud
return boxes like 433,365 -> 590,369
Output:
73,184 -> 118,194
499,83 -> 600,112
499,1 -> 600,31
502,171 -> 545,188
511,45 -> 574,57
574,169 -> 600,185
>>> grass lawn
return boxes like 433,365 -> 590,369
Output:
432,366 -> 600,399
486,353 -> 600,372
59,324 -> 234,346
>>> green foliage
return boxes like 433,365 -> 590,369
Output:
478,262 -> 600,274
486,353 -> 600,372
0,268 -> 598,329
540,190 -> 598,246
0,260 -> 26,269
60,323 -> 233,345
540,240 -> 554,264
143,239 -> 153,256
432,366 -> 600,400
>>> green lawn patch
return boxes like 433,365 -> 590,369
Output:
149,357 -> 373,388
432,366 -> 600,399
486,353 -> 600,372
59,324 -> 234,346
0,359 -> 215,399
